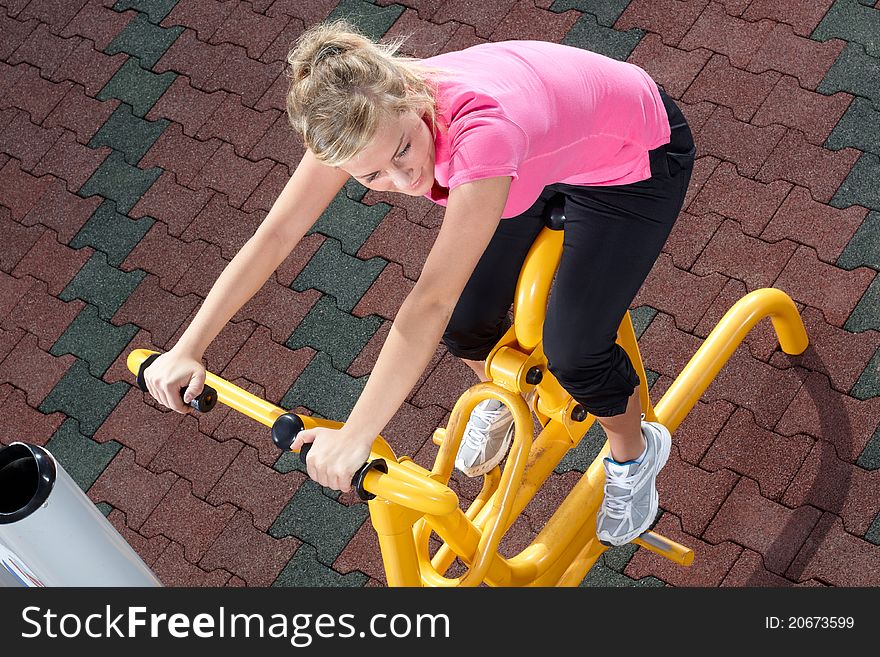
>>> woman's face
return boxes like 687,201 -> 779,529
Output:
339,110 -> 436,196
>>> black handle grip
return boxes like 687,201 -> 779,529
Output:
136,353 -> 218,413
271,413 -> 387,501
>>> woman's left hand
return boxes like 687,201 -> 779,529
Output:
291,426 -> 374,493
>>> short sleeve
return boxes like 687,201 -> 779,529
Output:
446,112 -> 528,190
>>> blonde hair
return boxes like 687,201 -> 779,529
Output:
285,20 -> 441,166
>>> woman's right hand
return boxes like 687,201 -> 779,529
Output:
142,349 -> 207,414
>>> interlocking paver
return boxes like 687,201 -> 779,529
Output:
0,212 -> 43,272
53,41 -> 128,98
98,56 -> 177,118
89,103 -> 170,166
762,186 -> 867,264
270,479 -> 370,564
154,28 -> 232,87
292,238 -> 386,313
93,387 -> 185,466
224,326 -> 315,403
71,199 -> 154,267
115,0 -> 180,25
787,513 -> 880,586
106,508 -> 170,566
672,397 -> 737,464
679,2 -> 775,69
196,95 -> 279,159
626,513 -> 743,586
160,0 -> 237,40
61,251 -> 146,321
33,130 -> 112,193
775,245 -> 875,328
827,97 -> 880,157
743,0 -> 834,37
287,295 -> 382,370
813,0 -> 880,58
61,1 -> 137,50
638,312 -> 703,379
628,33 -> 712,99
22,178 -> 101,243
832,152 -> 880,212
491,0 -> 580,43
550,0 -> 630,27
150,541 -> 232,586
844,274 -> 880,333
683,53 -> 780,122
87,446 -> 178,529
689,106 -> 786,177
352,261 -> 415,320
141,477 -> 237,562
850,347 -> 879,401
145,74 -> 226,136
106,10 -> 184,69
616,0 -> 707,47
19,0 -> 89,29
112,274 -> 200,347
0,386 -> 65,448
129,170 -> 212,236
44,84 -> 120,146
721,549 -> 823,586
190,142 -> 274,207
121,221 -> 207,291
783,439 -> 880,535
45,418 -> 122,491
7,23 -> 82,80
50,303 -> 138,378
818,43 -> 880,109
202,46 -> 282,108
312,189 -> 391,256
0,10 -> 37,61
749,23 -> 845,89
242,162 -> 291,214
281,351 -> 366,419
776,370 -> 880,463
0,110 -> 64,171
276,542 -> 369,587
139,122 -> 220,186
78,151 -> 162,214
0,331 -> 76,407
754,77 -> 852,148
563,10 -> 643,61
39,357 -> 128,436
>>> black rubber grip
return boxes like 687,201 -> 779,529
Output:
136,353 -> 217,413
298,442 -> 387,501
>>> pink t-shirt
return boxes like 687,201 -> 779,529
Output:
419,41 -> 671,218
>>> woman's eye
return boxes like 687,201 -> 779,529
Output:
398,143 -> 411,158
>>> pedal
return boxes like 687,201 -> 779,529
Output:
431,427 -> 446,446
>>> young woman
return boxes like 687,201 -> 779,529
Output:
143,20 -> 695,546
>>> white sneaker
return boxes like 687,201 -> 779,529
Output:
454,399 -> 515,477
596,421 -> 672,546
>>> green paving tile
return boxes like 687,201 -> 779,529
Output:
78,150 -> 163,215
309,191 -> 390,256
831,153 -> 880,212
114,0 -> 179,25
631,305 -> 658,340
844,271 -> 879,333
837,211 -> 880,271
562,11 -> 644,62
269,480 -> 370,565
97,57 -> 176,118
45,418 -> 122,492
327,0 -> 405,41
273,543 -> 368,587
344,178 -> 368,202
89,103 -> 170,166
60,251 -> 147,322
645,368 -> 660,390
825,97 -> 880,156
50,304 -> 139,378
550,0 -> 632,27
95,502 -> 114,517
106,11 -> 183,69
555,422 -> 606,474
581,557 -> 665,587
291,238 -> 387,313
857,423 -> 880,469
602,541 -> 639,572
70,199 -> 155,267
286,295 -> 383,371
866,508 -> 880,545
818,43 -> 880,110
812,0 -> 880,58
39,359 -> 129,437
850,346 -> 879,400
281,352 -> 367,421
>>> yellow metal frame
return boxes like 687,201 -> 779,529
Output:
127,226 -> 808,587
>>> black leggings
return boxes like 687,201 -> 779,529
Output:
443,90 -> 696,417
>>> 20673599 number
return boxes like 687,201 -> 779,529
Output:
765,617 -> 855,629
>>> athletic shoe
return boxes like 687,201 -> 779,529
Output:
454,399 -> 515,477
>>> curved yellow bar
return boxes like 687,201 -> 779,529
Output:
654,288 -> 808,432
126,349 -> 458,517
513,227 -> 563,351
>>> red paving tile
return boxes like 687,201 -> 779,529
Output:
617,0 -> 709,47
663,210 -> 723,270
190,142 -> 274,208
232,277 -> 320,344
335,517 -> 387,584
380,401 -> 449,462
32,130 -> 111,193
196,94 -> 279,158
3,64 -> 73,125
140,478 -> 237,562
23,177 -> 102,243
0,158 -> 54,223
199,510 -> 300,585
689,161 -> 792,235
121,222 -> 208,292
439,23 -> 489,53
202,47 -> 282,109
4,277 -> 84,351
148,416 -> 244,497
18,0 -> 88,30
242,161 -> 293,213
88,447 -> 179,530
106,509 -> 171,568
701,407 -> 813,500
626,513 -> 743,586
54,40 -> 127,97
0,331 -> 75,406
668,398 -> 736,464
44,84 -> 120,145
1,110 -> 63,171
787,513 -> 880,587
693,105 -> 786,177
0,212 -> 43,272
210,2 -> 290,59
742,0 -> 834,37
146,75 -> 228,137
761,187 -> 866,264
222,326 -> 315,403
774,246 -> 875,328
703,477 -> 822,575
352,262 -> 414,321
93,387 -> 186,466
384,9 -> 458,58
748,24 -> 845,89
490,0 -> 580,43
639,312 -> 704,379
769,307 -> 880,395
6,23 -> 81,80
678,2 -> 775,69
112,274 -> 201,348
433,0 -> 519,38
410,350 -> 480,411
154,28 -> 233,89
211,401 -> 288,467
775,371 -> 880,463
721,548 -> 823,587
129,171 -> 213,238
782,440 -> 880,535
0,11 -> 37,61
247,115 -> 305,172
347,321 -> 392,378
683,54 -> 780,122
140,122 -> 222,187
151,541 -> 232,586
629,34 -> 712,100
162,0 -> 239,41
753,78 -> 852,147
0,386 -> 65,447
60,0 -> 137,50
258,16 -> 306,66
101,327 -> 163,386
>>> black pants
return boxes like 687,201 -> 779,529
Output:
443,90 -> 696,417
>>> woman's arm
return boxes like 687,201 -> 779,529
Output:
146,151 -> 349,413
293,176 -> 512,491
